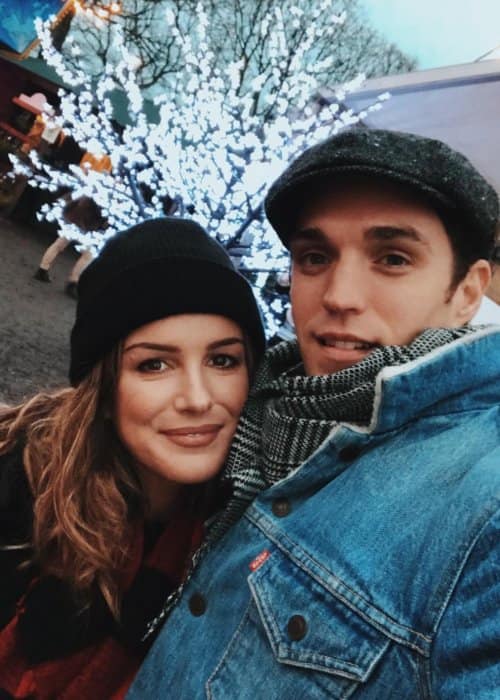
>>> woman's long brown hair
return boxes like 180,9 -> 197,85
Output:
0,348 -> 142,617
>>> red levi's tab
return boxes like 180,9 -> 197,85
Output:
249,549 -> 271,572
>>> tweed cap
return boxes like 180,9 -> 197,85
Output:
265,128 -> 499,258
70,217 -> 266,384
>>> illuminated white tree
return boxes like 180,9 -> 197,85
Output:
12,1 -> 390,334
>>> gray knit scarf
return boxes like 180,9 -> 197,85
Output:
143,325 -> 476,639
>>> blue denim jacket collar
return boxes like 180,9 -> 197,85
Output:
360,325 -> 500,435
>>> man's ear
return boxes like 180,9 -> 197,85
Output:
453,259 -> 491,323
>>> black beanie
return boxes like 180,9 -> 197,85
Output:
70,217 -> 266,385
265,128 -> 499,259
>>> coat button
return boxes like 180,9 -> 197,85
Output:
188,593 -> 207,616
287,615 -> 308,641
272,498 -> 291,517
338,445 -> 360,462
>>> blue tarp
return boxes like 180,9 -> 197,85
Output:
0,0 -> 65,53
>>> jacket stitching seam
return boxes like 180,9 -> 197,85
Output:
205,598 -> 254,698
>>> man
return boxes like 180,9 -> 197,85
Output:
128,129 -> 500,697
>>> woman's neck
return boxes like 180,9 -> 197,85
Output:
137,467 -> 184,523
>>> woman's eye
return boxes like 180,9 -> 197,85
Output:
137,358 -> 168,373
209,353 -> 241,369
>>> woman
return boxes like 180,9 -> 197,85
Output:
0,217 -> 265,699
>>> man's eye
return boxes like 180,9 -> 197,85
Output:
379,253 -> 410,267
300,252 -> 329,266
137,358 -> 168,373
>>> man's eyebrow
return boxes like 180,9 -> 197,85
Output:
289,225 -> 430,249
289,228 -> 326,246
123,337 -> 244,353
366,225 -> 429,245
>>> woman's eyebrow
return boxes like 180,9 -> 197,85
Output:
123,337 -> 244,353
206,337 -> 245,350
123,342 -> 180,353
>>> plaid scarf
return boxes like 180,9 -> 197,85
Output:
143,325 -> 477,638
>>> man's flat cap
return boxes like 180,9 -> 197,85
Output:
265,128 -> 498,259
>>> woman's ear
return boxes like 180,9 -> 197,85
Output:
453,259 -> 492,323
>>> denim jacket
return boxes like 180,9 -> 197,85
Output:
128,327 -> 500,699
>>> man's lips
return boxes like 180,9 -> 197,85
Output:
315,334 -> 378,350
160,424 -> 223,448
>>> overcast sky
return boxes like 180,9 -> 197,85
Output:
360,0 -> 500,68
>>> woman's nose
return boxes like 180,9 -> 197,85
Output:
173,370 -> 213,413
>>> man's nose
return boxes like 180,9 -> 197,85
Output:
173,370 -> 213,413
322,258 -> 367,315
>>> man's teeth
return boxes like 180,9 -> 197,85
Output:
321,339 -> 373,349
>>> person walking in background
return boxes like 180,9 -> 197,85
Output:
0,217 -> 265,699
128,129 -> 500,698
33,196 -> 106,299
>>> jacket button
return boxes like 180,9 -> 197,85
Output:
338,445 -> 360,462
272,498 -> 291,517
287,615 -> 307,641
188,593 -> 207,616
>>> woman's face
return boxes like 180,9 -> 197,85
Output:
115,314 -> 249,516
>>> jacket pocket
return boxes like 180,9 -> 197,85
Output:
207,549 -> 391,700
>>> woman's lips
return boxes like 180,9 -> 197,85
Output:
161,424 -> 223,448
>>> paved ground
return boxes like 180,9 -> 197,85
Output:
0,215 -> 78,404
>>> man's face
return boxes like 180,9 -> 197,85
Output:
289,177 -> 482,376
